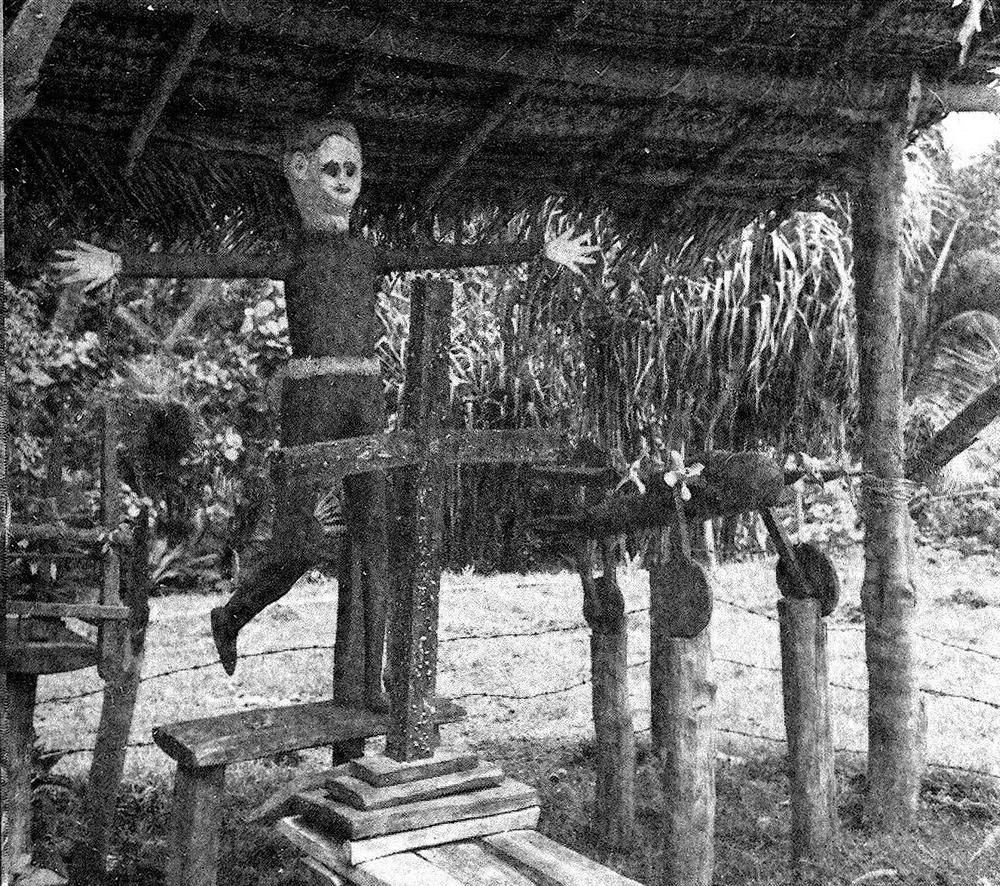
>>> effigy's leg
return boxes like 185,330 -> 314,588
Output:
210,463 -> 316,675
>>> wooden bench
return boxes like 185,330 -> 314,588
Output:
152,698 -> 466,886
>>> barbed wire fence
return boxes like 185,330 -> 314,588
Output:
34,595 -> 1000,782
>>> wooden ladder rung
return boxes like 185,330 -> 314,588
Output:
7,601 -> 131,622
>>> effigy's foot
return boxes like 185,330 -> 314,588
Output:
211,606 -> 239,676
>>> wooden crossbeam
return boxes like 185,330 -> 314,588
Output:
7,601 -> 131,622
283,428 -> 568,480
124,13 -> 212,175
4,0 -> 76,134
85,0 -> 983,118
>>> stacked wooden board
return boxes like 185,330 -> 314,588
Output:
276,748 -> 642,886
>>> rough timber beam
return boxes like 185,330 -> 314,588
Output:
419,79 -> 531,210
85,0 -> 967,118
4,0 -> 76,135
125,13 -> 212,175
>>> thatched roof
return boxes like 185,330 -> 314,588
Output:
5,0 -> 999,256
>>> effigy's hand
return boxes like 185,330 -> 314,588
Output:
52,241 -> 123,291
543,228 -> 600,276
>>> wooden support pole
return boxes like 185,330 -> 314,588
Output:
124,14 -> 212,175
2,674 -> 38,874
165,764 -> 226,886
4,0 -> 75,134
852,78 -> 924,831
98,401 -> 125,680
650,524 -> 715,886
72,509 -> 151,885
578,536 -> 636,849
778,597 -> 836,865
385,278 -> 453,761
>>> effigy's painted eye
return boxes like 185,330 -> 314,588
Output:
322,160 -> 342,177
344,162 -> 358,178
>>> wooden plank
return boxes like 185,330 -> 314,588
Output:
329,763 -> 501,811
419,842 -> 538,886
5,619 -> 98,674
7,601 -> 131,621
485,830 -> 644,886
153,697 -> 465,768
296,779 -> 538,840
349,748 -> 479,788
297,857 -> 347,886
277,816 -> 472,886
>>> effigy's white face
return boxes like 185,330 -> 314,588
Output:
286,135 -> 362,231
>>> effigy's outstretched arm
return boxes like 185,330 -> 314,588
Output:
53,241 -> 292,290
379,228 -> 598,275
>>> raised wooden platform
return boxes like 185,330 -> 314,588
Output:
276,748 -> 641,886
5,616 -> 98,675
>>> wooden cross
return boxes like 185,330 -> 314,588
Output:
283,277 -> 569,761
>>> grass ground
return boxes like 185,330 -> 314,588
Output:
27,544 -> 1000,885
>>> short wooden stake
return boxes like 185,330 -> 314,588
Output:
2,674 -> 38,872
650,526 -> 715,886
778,597 -> 836,864
165,764 -> 226,886
579,539 -> 636,848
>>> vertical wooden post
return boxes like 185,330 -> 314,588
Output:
651,524 -> 715,886
2,674 -> 38,874
164,765 -> 226,886
778,597 -> 836,864
385,277 -> 452,761
98,402 -> 125,680
852,80 -> 923,830
579,536 -> 635,848
73,498 -> 152,885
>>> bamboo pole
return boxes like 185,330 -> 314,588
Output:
852,81 -> 924,830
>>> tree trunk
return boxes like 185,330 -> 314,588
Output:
907,376 -> 1000,485
852,113 -> 924,830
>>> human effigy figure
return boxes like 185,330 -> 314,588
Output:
55,119 -> 597,710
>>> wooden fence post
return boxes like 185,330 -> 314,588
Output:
650,524 -> 715,886
778,596 -> 837,865
578,536 -> 635,848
